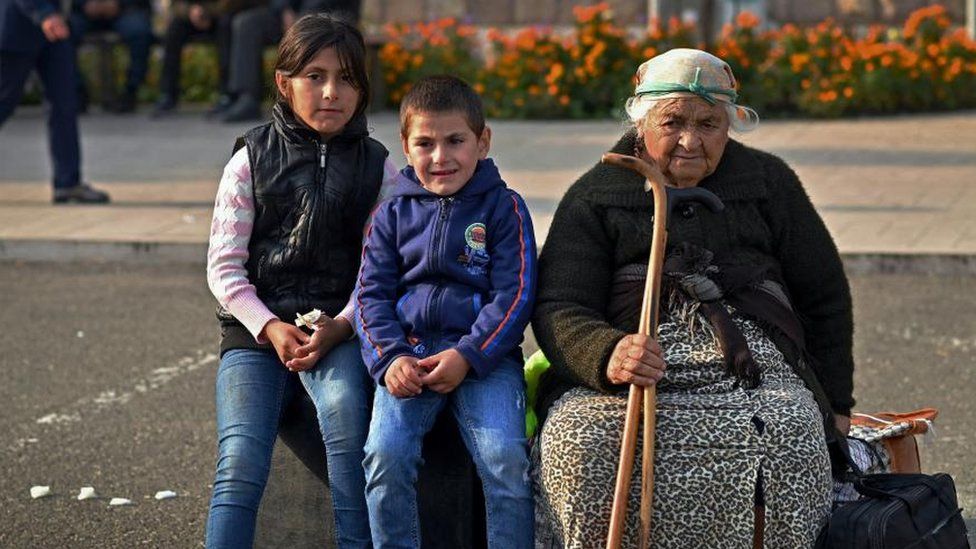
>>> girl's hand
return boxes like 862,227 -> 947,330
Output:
260,319 -> 310,368
417,349 -> 470,394
606,334 -> 666,387
385,356 -> 424,398
285,316 -> 352,372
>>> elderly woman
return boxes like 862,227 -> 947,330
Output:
532,48 -> 853,548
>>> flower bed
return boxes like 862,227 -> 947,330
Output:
378,3 -> 976,118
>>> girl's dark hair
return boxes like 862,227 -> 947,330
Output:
274,13 -> 370,116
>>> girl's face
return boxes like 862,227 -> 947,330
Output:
275,46 -> 360,139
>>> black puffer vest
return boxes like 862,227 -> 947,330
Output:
218,102 -> 387,354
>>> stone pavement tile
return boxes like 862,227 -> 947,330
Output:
0,205 -> 115,239
0,181 -> 218,205
913,223 -> 970,251
2,110 -> 975,256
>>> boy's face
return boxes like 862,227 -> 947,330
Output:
401,110 -> 491,196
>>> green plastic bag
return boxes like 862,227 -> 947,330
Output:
523,350 -> 551,438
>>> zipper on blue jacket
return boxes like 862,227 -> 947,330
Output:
425,197 -> 454,328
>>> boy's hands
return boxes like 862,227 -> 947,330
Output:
285,316 -> 352,372
416,349 -> 470,394
385,356 -> 424,398
260,319 -> 310,369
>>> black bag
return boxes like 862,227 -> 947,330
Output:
816,472 -> 970,549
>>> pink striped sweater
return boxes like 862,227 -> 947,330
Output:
206,146 -> 399,343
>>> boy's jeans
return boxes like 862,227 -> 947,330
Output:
206,342 -> 373,549
363,357 -> 533,549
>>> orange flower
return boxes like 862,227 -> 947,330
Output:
559,94 -> 570,106
842,87 -> 853,98
840,56 -> 853,71
801,79 -> 811,89
735,11 -> 760,30
547,84 -> 559,96
790,53 -> 810,71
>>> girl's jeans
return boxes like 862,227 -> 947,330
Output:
205,341 -> 373,548
363,357 -> 534,549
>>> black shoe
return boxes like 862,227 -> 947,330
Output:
220,94 -> 262,123
109,90 -> 137,114
205,94 -> 235,119
53,183 -> 111,204
151,95 -> 178,118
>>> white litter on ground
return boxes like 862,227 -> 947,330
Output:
76,331 -> 84,338
108,498 -> 132,506
77,487 -> 96,500
30,486 -> 51,499
36,412 -> 81,425
154,490 -> 177,500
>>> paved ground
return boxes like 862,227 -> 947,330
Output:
2,108 -> 976,264
0,260 -> 973,547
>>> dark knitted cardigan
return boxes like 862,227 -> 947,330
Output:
531,132 -> 855,428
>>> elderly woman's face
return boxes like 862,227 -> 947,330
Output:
641,98 -> 730,188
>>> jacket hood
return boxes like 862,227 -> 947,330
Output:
393,158 -> 505,199
271,101 -> 369,145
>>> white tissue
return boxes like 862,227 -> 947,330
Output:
30,486 -> 51,499
76,486 -> 96,500
294,309 -> 324,330
108,498 -> 132,506
154,490 -> 177,500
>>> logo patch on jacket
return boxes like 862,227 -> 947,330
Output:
458,222 -> 490,275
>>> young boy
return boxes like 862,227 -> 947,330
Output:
354,75 -> 536,549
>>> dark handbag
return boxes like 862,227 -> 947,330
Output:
816,472 -> 970,549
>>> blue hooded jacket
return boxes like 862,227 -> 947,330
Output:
355,158 -> 537,383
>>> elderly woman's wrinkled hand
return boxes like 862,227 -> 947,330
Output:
606,334 -> 666,387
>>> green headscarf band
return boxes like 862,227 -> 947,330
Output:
633,67 -> 738,105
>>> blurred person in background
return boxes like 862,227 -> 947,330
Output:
0,0 -> 110,202
151,0 -> 264,118
217,0 -> 358,122
69,0 -> 153,112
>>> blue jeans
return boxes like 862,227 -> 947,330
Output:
363,358 -> 533,549
205,341 -> 373,549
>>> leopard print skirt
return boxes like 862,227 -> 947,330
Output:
533,311 -> 832,549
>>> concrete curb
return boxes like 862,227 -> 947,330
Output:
0,239 -> 207,264
4,239 -> 976,275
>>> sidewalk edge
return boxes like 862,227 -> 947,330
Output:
2,239 -> 976,274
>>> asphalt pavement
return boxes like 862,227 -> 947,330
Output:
1,260 -> 974,547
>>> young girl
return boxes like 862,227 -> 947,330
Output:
205,14 -> 396,548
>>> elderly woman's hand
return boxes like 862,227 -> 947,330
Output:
606,334 -> 666,387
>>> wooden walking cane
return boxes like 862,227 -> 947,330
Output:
601,153 -> 724,549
